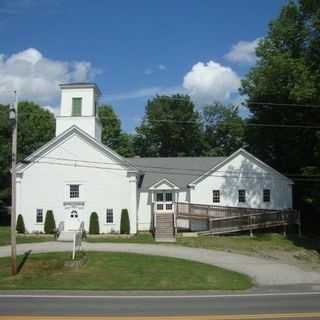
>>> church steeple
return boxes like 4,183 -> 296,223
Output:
55,83 -> 102,141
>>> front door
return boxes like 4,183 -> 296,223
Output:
65,209 -> 81,230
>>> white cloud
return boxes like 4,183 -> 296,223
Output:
42,105 -> 59,116
225,38 -> 261,65
0,48 -> 97,105
106,86 -> 182,102
182,60 -> 241,104
144,68 -> 153,75
108,60 -> 241,105
158,64 -> 167,71
144,64 -> 167,75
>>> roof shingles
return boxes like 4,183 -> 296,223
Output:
128,157 -> 226,190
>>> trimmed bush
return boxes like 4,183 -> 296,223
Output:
16,214 -> 25,234
120,209 -> 130,234
44,210 -> 56,234
89,212 -> 99,234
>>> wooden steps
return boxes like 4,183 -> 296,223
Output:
154,213 -> 176,242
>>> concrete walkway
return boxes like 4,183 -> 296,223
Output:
0,242 -> 320,286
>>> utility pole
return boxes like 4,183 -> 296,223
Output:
9,91 -> 18,275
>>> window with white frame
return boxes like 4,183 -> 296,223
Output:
155,192 -> 173,211
70,184 -> 80,198
36,209 -> 43,223
238,189 -> 246,203
106,209 -> 114,224
263,189 -> 271,202
212,190 -> 220,203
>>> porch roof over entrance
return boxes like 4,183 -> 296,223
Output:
128,157 -> 226,191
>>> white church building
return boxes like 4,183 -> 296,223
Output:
16,83 -> 293,235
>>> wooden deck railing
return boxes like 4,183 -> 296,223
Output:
176,202 -> 300,235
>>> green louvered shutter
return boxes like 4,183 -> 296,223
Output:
72,98 -> 82,116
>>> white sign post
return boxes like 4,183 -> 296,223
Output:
72,231 -> 82,260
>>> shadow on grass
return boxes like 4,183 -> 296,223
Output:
287,234 -> 320,254
17,250 -> 32,273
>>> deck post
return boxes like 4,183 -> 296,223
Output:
249,215 -> 253,238
298,210 -> 302,237
283,224 -> 287,237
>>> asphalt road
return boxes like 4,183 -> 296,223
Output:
1,291 -> 320,318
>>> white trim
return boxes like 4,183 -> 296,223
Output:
149,178 -> 180,190
188,148 -> 294,186
16,125 -> 140,174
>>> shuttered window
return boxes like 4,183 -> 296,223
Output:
72,97 -> 82,116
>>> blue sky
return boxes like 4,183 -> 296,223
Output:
0,0 -> 287,132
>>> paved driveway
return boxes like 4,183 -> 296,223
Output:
0,242 -> 320,286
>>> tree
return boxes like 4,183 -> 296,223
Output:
203,103 -> 245,156
120,209 -> 130,234
44,210 -> 56,234
0,102 -> 55,209
99,105 -> 122,147
240,0 -> 320,234
89,212 -> 99,234
16,214 -> 25,234
134,95 -> 204,157
98,105 -> 135,157
240,0 -> 320,174
0,105 -> 11,209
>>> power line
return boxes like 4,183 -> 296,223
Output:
150,95 -> 320,109
144,119 -> 320,129
246,101 -> 320,109
42,155 -> 319,178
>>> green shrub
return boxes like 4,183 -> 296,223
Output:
44,210 -> 56,234
120,209 -> 130,234
16,214 -> 25,234
89,212 -> 99,234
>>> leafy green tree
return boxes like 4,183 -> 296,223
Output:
240,0 -> 320,234
98,105 -> 135,157
17,101 -> 56,160
89,212 -> 99,234
16,214 -> 25,234
44,210 -> 56,234
134,95 -> 204,157
0,102 -> 55,209
120,209 -> 130,234
203,103 -> 245,156
0,105 -> 11,208
240,0 -> 320,174
99,105 -> 122,147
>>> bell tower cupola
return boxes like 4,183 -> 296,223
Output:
55,83 -> 102,141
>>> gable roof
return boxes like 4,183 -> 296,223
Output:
128,157 -> 226,191
16,125 -> 138,173
149,178 -> 180,190
189,148 -> 294,186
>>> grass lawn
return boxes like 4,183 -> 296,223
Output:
177,233 -> 320,265
0,252 -> 252,290
87,232 -> 320,266
0,226 -> 54,246
86,232 -> 154,243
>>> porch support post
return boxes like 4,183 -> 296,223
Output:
128,173 -> 137,234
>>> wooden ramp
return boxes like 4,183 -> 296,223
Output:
176,203 -> 300,236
